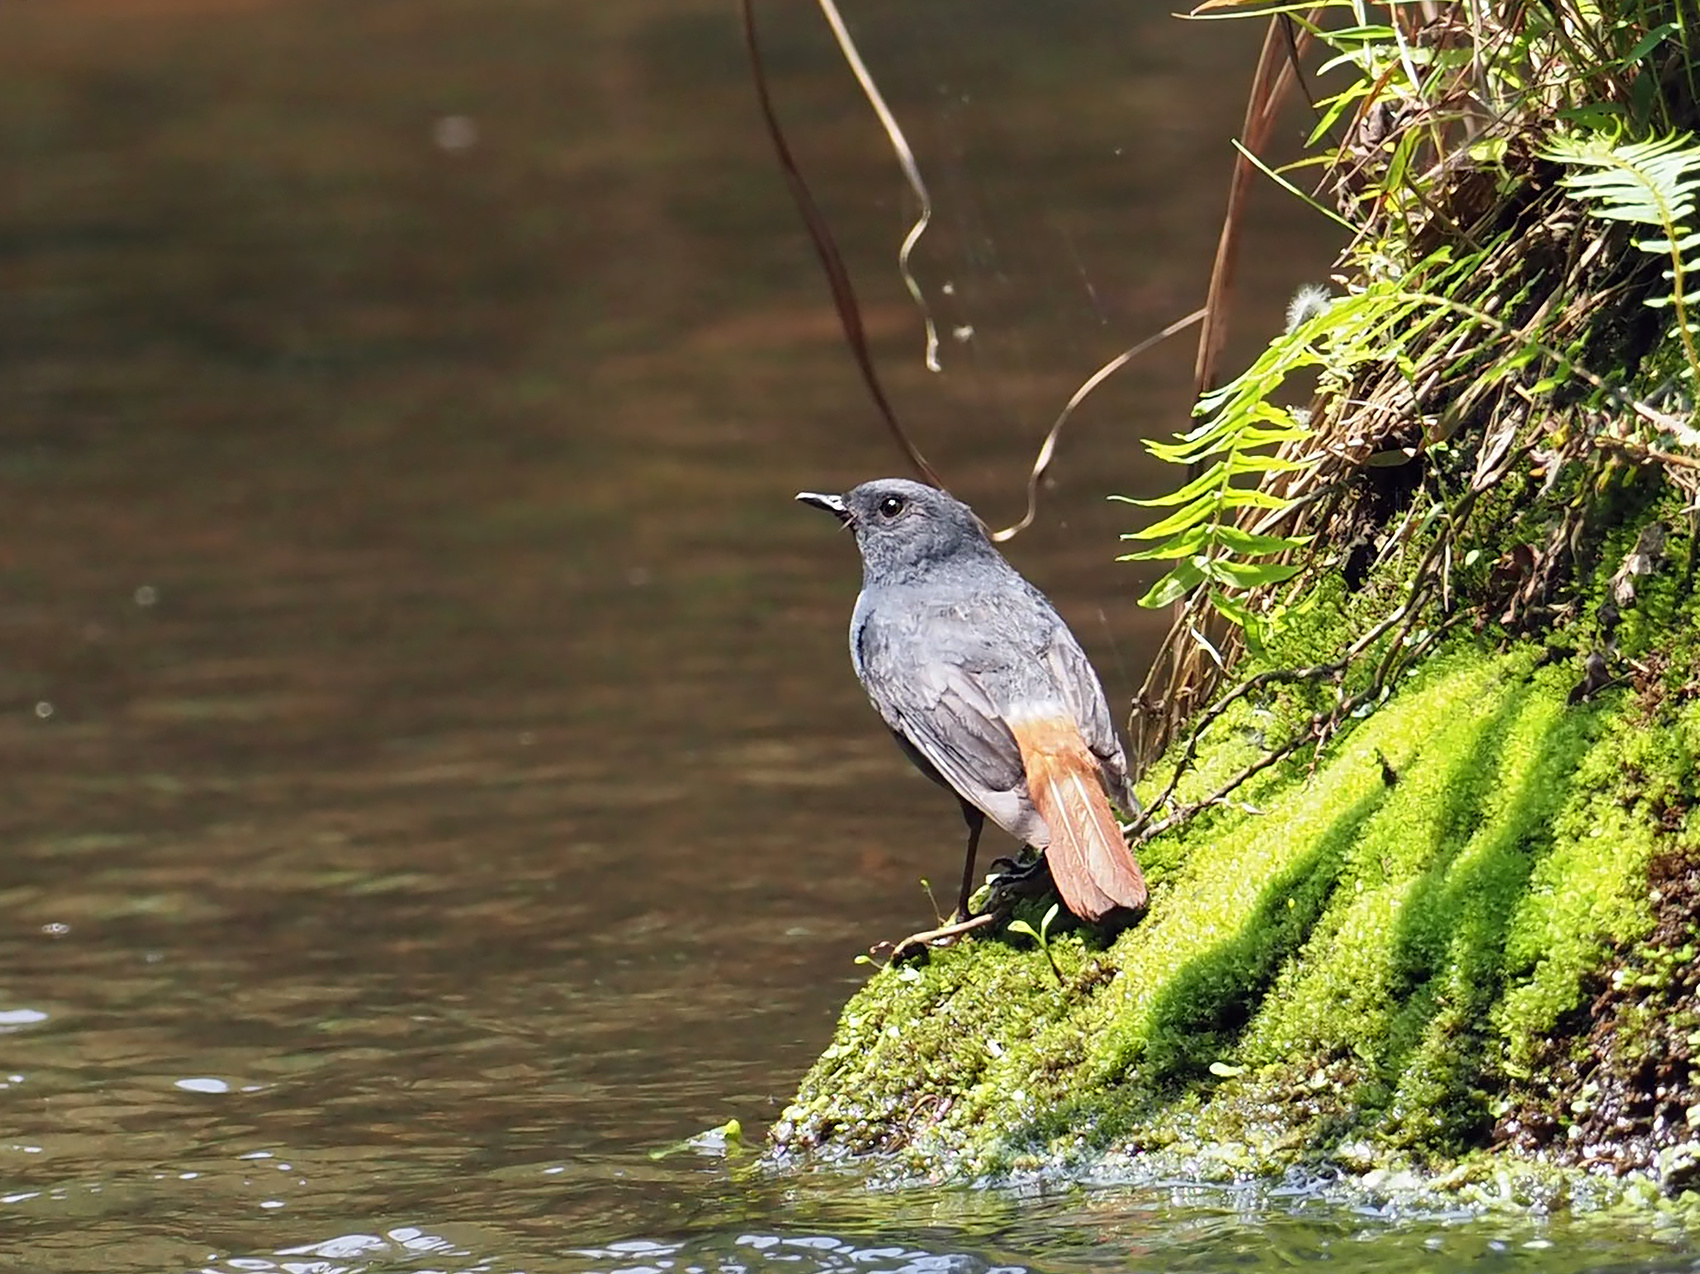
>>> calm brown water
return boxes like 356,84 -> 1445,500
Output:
1,3 -> 1691,1272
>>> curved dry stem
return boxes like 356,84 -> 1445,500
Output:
814,0 -> 942,373
740,0 -> 945,489
992,308 -> 1206,543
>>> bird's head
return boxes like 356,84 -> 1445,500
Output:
796,478 -> 990,581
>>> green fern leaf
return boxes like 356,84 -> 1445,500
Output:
1545,131 -> 1700,381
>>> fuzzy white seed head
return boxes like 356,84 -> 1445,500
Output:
1285,283 -> 1334,334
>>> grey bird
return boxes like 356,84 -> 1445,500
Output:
797,478 -> 1149,923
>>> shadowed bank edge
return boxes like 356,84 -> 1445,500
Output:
763,1 -> 1700,1210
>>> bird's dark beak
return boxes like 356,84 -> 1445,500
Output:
795,491 -> 850,524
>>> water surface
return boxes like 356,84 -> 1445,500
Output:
1,2 -> 1686,1271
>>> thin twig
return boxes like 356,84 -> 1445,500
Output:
1593,436 -> 1700,472
1193,12 -> 1313,399
1133,611 -> 1466,845
814,0 -> 942,372
739,0 -> 945,488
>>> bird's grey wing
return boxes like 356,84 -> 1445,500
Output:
1044,625 -> 1139,813
857,617 -> 1028,825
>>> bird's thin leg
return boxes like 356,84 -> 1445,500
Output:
954,800 -> 986,922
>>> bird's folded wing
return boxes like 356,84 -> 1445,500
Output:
892,662 -> 1026,802
860,627 -> 1025,808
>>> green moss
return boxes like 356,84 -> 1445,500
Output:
1495,704 -> 1673,1064
776,629 -> 1668,1165
1233,657 -> 1585,1150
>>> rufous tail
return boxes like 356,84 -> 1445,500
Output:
1010,716 -> 1149,921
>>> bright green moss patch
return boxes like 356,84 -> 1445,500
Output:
1496,710 -> 1673,1065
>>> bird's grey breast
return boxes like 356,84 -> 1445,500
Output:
848,587 -> 874,683
854,578 -> 1042,688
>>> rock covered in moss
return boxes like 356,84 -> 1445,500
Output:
771,509 -> 1700,1196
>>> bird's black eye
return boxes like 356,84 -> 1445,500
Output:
878,494 -> 906,519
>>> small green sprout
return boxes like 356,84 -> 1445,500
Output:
1007,902 -> 1064,986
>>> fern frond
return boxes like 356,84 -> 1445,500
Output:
1545,131 -> 1700,382
1548,133 -> 1700,224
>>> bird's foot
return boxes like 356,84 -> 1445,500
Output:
981,853 -> 1054,906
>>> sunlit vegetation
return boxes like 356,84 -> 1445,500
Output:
777,1 -> 1700,1201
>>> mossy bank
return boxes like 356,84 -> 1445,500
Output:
768,1 -> 1700,1201
770,507 -> 1700,1196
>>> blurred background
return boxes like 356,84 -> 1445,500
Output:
0,2 -> 1382,1271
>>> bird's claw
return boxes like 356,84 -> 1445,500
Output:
982,854 -> 1054,906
